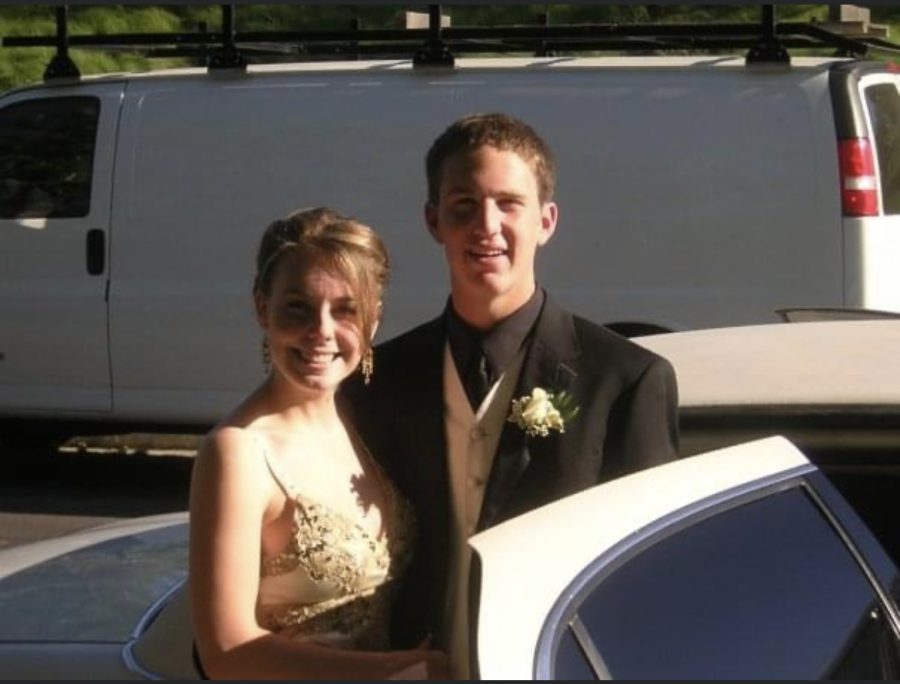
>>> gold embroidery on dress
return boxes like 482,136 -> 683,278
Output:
258,446 -> 416,650
260,494 -> 387,588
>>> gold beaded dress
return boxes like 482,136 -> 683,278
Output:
256,445 -> 415,650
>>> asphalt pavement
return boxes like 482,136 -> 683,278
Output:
0,434 -> 198,549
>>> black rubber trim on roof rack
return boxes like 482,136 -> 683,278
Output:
5,4 -> 900,82
206,4 -> 246,71
746,5 -> 790,65
42,6 -> 80,81
413,4 -> 454,68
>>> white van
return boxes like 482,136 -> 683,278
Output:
2,18 -> 900,430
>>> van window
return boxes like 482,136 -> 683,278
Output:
864,83 -> 900,215
0,96 -> 99,219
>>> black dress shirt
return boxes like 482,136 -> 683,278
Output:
446,288 -> 545,406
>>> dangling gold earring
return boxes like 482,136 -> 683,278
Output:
361,348 -> 373,385
261,335 -> 271,373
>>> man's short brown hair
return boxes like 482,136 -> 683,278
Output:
425,112 -> 557,204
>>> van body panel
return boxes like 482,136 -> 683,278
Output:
0,83 -> 123,414
108,74 -> 448,421
843,217 -> 900,310
102,64 -> 850,423
524,66 -> 843,331
1,57 -> 896,424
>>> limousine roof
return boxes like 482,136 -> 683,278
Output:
636,319 -> 900,409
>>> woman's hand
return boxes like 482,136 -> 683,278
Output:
388,637 -> 450,680
388,650 -> 450,680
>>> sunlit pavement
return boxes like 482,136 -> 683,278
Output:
0,512 -> 116,550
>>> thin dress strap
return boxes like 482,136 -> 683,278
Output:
256,432 -> 384,541
256,435 -> 299,500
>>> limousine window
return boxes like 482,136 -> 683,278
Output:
827,606 -> 899,680
0,96 -> 98,219
549,488 -> 894,679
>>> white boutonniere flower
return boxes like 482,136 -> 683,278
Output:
508,387 -> 579,438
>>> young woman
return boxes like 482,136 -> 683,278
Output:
189,207 -> 446,679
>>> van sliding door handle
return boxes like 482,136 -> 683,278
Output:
86,229 -> 105,275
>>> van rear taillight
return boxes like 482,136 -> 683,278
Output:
839,138 -> 879,217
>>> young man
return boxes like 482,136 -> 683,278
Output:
344,113 -> 679,678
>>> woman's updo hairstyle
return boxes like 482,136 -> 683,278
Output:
254,207 -> 390,352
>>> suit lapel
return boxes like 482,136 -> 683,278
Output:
477,294 -> 581,530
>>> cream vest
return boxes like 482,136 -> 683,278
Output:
441,341 -> 527,680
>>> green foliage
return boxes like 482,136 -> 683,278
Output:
234,5 -> 402,31
0,47 -> 48,93
872,8 -> 900,22
0,5 -> 196,91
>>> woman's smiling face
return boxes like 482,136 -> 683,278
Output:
256,249 -> 364,395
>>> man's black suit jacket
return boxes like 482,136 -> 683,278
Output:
342,294 -> 679,648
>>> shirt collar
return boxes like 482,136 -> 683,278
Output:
446,288 -> 545,383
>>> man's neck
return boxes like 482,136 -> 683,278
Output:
450,285 -> 537,331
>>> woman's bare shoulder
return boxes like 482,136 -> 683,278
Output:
190,424 -> 276,516
194,424 -> 269,479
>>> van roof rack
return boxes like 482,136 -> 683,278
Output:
4,4 -> 900,82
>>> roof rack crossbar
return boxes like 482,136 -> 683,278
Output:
8,22 -> 881,50
74,35 -> 848,63
783,21 -> 879,57
5,4 -> 900,80
3,24 -> 772,49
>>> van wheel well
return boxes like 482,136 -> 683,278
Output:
605,322 -> 672,338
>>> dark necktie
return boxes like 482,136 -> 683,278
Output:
464,349 -> 492,410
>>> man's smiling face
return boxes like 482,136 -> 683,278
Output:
426,144 -> 557,326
